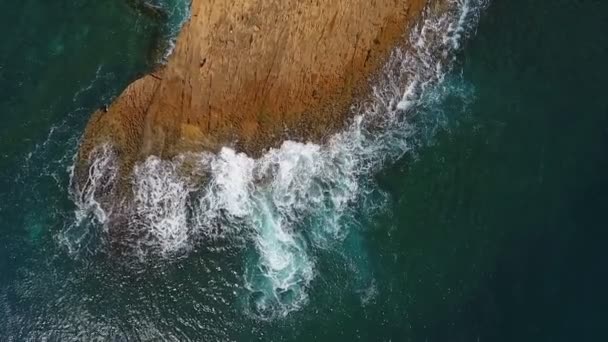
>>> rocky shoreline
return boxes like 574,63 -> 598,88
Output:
76,0 -> 431,180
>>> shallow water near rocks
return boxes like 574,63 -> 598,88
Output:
1,0 -> 608,340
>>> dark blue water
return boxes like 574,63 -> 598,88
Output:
1,0 -> 607,340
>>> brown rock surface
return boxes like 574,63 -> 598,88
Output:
78,0 -> 428,175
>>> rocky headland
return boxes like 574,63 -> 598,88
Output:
77,0 -> 431,180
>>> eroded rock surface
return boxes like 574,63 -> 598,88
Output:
78,0 -> 428,177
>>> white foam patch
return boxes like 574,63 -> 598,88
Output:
70,143 -> 117,226
199,149 -> 255,221
61,144 -> 117,255
130,156 -> 192,257
69,0 -> 488,319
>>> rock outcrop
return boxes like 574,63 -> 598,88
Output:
77,0 -> 428,178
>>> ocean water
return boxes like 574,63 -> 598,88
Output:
1,0 -> 607,341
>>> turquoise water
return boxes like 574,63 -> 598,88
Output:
1,0 -> 608,340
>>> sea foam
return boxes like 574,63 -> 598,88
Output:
68,0 -> 488,319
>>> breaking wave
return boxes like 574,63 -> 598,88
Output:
66,0 -> 487,320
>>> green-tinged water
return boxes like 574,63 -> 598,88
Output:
1,0 -> 607,340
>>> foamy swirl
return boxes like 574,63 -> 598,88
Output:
67,0 -> 488,319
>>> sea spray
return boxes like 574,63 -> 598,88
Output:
131,156 -> 193,257
68,0 -> 488,319
70,143 -> 118,226
61,143 -> 119,255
